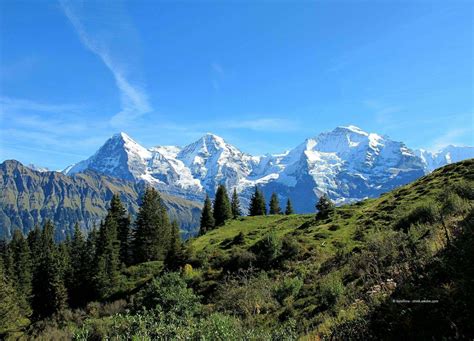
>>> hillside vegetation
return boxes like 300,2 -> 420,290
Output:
1,159 -> 473,340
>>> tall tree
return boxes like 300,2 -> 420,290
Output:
213,184 -> 232,226
199,194 -> 215,235
285,198 -> 294,215
316,194 -> 335,218
66,223 -> 89,307
8,230 -> 32,316
164,220 -> 183,270
31,221 -> 67,319
269,193 -> 282,215
94,214 -> 121,299
133,188 -> 171,263
249,187 -> 267,216
109,194 -> 132,266
231,188 -> 242,219
0,262 -> 28,337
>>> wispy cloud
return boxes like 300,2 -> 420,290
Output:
59,0 -> 151,126
0,96 -> 83,114
211,62 -> 224,91
221,118 -> 301,132
429,128 -> 473,152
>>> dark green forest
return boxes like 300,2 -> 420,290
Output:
1,160 -> 473,340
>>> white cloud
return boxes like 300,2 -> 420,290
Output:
59,0 -> 151,127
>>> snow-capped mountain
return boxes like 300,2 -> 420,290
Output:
63,126 -> 473,213
415,145 -> 474,172
26,164 -> 50,172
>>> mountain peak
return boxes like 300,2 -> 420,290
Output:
334,125 -> 369,136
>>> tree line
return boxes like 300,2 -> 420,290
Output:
199,185 -> 296,235
0,187 -> 184,331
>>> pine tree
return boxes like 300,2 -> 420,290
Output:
316,194 -> 334,218
133,188 -> 171,263
213,184 -> 232,226
164,220 -> 183,270
249,187 -> 267,216
0,262 -> 28,336
94,214 -> 121,299
67,223 -> 89,307
285,198 -> 294,215
8,230 -> 32,316
231,188 -> 242,219
31,221 -> 67,319
269,193 -> 281,215
199,194 -> 215,235
109,194 -> 132,266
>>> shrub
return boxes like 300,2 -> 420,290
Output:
318,273 -> 345,308
224,248 -> 256,272
281,236 -> 303,261
252,231 -> 282,268
274,277 -> 303,305
132,272 -> 201,318
394,202 -> 438,232
232,232 -> 245,245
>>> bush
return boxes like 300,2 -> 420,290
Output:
394,202 -> 438,232
318,273 -> 345,308
224,248 -> 256,272
252,231 -> 282,268
132,272 -> 201,318
281,236 -> 303,261
274,277 -> 303,305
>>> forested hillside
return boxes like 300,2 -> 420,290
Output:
1,159 -> 472,340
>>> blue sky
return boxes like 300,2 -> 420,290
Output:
0,0 -> 472,170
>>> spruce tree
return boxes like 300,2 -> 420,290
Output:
109,194 -> 132,266
0,262 -> 28,336
249,187 -> 267,216
316,194 -> 335,218
199,194 -> 215,235
269,193 -> 281,215
231,188 -> 242,219
67,223 -> 88,307
94,214 -> 121,299
31,221 -> 67,319
8,230 -> 32,316
213,184 -> 232,226
133,188 -> 171,263
164,220 -> 183,270
285,198 -> 294,215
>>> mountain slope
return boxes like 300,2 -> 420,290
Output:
0,160 -> 202,240
415,145 -> 474,171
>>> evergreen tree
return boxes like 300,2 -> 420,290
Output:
109,194 -> 132,266
31,221 -> 67,319
0,262 -> 28,337
269,193 -> 282,215
231,188 -> 242,219
285,199 -> 294,215
94,214 -> 121,299
199,194 -> 215,235
164,220 -> 183,270
8,230 -> 32,316
249,186 -> 267,216
67,223 -> 89,307
133,188 -> 171,263
27,225 -> 42,269
316,194 -> 335,218
213,184 -> 232,226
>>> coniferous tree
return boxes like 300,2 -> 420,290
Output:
8,230 -> 32,316
213,184 -> 232,226
231,188 -> 242,219
27,225 -> 42,269
0,262 -> 28,336
316,194 -> 335,218
133,188 -> 171,263
94,214 -> 121,299
109,194 -> 132,266
249,187 -> 267,216
164,220 -> 183,270
199,194 -> 215,235
285,198 -> 294,215
269,193 -> 282,215
67,223 -> 89,307
31,221 -> 67,319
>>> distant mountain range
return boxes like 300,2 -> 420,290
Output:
2,125 -> 472,239
63,125 -> 473,212
0,160 -> 201,240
